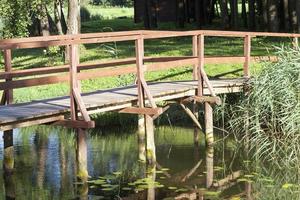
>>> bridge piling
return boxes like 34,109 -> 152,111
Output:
205,102 -> 214,145
76,128 -> 88,182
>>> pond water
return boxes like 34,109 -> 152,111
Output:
0,125 -> 299,200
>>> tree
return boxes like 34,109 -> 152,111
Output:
218,0 -> 230,29
268,0 -> 280,32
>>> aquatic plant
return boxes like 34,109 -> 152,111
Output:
230,47 -> 300,167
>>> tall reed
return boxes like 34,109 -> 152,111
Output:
230,47 -> 300,167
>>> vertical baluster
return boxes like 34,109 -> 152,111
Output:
192,35 -> 198,80
1,49 -> 13,105
70,44 -> 78,120
244,35 -> 251,78
197,34 -> 204,96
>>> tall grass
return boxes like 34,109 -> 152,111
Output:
229,47 -> 300,167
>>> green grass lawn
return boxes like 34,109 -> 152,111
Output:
0,6 -> 296,103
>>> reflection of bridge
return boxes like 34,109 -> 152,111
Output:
0,30 -> 298,145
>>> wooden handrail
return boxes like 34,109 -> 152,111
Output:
0,30 -> 298,50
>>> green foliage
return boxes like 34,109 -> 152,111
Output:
0,0 -> 31,38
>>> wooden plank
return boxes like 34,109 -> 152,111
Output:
0,79 -> 246,127
119,107 -> 162,115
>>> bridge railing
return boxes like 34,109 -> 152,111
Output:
0,30 -> 299,127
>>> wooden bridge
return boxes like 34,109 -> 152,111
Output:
0,30 -> 298,145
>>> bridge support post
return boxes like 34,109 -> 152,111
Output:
145,115 -> 156,166
3,129 -> 16,199
76,128 -> 88,182
205,102 -> 214,146
137,117 -> 146,162
206,146 -> 214,188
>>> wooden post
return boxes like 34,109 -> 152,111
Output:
206,146 -> 214,188
70,45 -> 79,121
3,130 -> 14,173
138,130 -> 146,162
147,162 -> 156,200
136,38 -> 146,131
197,34 -> 205,97
3,129 -> 16,199
76,128 -> 88,182
146,115 -> 156,165
205,102 -> 214,145
244,35 -> 251,78
192,35 -> 198,80
293,37 -> 299,49
1,49 -> 13,105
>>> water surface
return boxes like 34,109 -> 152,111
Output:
0,126 -> 298,199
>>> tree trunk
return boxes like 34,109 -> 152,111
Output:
54,0 -> 64,35
248,0 -> 256,30
296,0 -> 300,32
66,0 -> 81,63
268,0 -> 280,32
289,0 -> 297,32
218,0 -> 230,29
67,0 -> 81,35
230,0 -> 238,29
283,0 -> 289,31
262,0 -> 269,31
37,4 -> 50,36
242,0 -> 248,28
177,0 -> 185,28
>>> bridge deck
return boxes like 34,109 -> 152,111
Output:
0,78 -> 246,130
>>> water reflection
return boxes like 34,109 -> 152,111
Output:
0,125 -> 281,199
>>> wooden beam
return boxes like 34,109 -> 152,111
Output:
182,96 -> 222,105
53,120 -> 95,129
0,115 -> 64,131
152,105 -> 170,120
119,107 -> 163,115
72,88 -> 91,122
140,78 -> 157,108
179,103 -> 203,131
